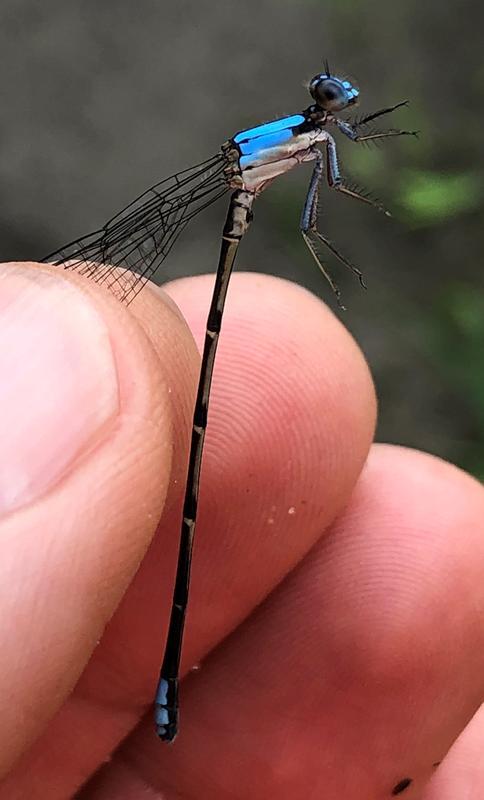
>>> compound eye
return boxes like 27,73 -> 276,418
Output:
310,77 -> 357,112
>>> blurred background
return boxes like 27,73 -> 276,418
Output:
0,0 -> 482,477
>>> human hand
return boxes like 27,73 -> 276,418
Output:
0,263 -> 483,799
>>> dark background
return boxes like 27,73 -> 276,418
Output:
0,0 -> 482,476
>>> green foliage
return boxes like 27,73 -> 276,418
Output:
344,147 -> 386,182
425,286 -> 484,478
397,171 -> 482,226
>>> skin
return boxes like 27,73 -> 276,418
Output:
0,263 -> 483,799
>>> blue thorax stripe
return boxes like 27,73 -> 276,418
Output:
233,114 -> 305,145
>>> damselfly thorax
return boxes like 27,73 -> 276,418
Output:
223,108 -> 334,193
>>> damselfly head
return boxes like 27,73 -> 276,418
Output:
309,73 -> 359,112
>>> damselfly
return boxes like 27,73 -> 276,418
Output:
43,63 -> 415,742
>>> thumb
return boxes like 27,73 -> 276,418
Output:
0,262 -> 193,775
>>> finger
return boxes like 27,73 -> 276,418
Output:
109,444 -> 484,800
3,272 -> 376,798
0,261 -> 197,776
424,703 -> 484,798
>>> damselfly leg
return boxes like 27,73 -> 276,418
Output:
301,147 -> 367,309
333,101 -> 418,144
325,136 -> 390,216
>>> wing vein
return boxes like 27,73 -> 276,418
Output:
42,153 -> 228,305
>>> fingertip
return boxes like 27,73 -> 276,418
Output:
0,261 -> 195,766
360,443 -> 484,538
167,272 -> 377,493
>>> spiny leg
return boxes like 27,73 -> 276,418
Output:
301,230 -> 345,307
301,150 -> 344,305
354,100 -> 409,127
334,114 -> 418,144
325,136 -> 390,216
307,225 -> 368,294
300,149 -> 366,309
